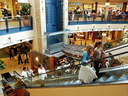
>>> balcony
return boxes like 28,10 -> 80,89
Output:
0,16 -> 33,36
68,14 -> 128,25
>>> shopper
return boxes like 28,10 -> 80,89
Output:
88,11 -> 91,20
123,11 -> 126,20
17,52 -> 23,64
22,67 -> 31,87
38,64 -> 47,87
72,9 -> 75,21
78,44 -> 97,84
27,67 -> 34,77
93,41 -> 106,77
9,48 -> 13,59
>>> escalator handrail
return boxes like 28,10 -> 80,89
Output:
104,37 -> 128,45
105,43 -> 128,53
13,71 -> 22,77
13,51 -> 128,78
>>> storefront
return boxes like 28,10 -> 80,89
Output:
0,0 -> 29,20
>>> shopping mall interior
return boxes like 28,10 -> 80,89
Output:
0,0 -> 128,96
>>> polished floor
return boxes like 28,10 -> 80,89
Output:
0,55 -> 31,96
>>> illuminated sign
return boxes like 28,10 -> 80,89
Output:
18,0 -> 28,3
71,2 -> 82,6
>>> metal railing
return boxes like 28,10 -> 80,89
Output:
68,14 -> 128,25
0,15 -> 33,34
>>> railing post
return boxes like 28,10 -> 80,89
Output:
77,14 -> 79,24
125,16 -> 126,23
69,14 -> 71,24
93,14 -> 95,23
117,15 -> 119,23
30,16 -> 33,29
4,17 -> 8,33
101,15 -> 103,23
84,15 -> 87,23
18,17 -> 21,30
109,15 -> 111,23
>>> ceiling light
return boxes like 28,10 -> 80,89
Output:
35,57 -> 39,61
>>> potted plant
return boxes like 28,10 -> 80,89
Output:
19,3 -> 31,26
0,59 -> 6,70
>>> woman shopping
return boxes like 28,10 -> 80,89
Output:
93,41 -> 106,78
78,44 -> 97,84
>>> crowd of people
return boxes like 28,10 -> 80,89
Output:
21,64 -> 47,87
21,41 -> 108,86
70,8 -> 127,21
9,43 -> 30,65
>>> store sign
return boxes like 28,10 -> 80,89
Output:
71,2 -> 82,6
116,4 -> 123,7
18,0 -> 28,3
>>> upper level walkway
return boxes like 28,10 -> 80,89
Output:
68,14 -> 128,25
0,16 -> 33,36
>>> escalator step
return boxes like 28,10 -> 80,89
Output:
106,75 -> 119,82
98,76 -> 108,82
113,74 -> 120,78
118,74 -> 128,81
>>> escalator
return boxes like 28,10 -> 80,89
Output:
104,37 -> 128,54
11,51 -> 128,88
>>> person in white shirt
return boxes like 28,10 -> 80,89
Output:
38,64 -> 47,86
72,9 -> 75,21
27,67 -> 34,77
22,67 -> 31,87
88,11 -> 91,20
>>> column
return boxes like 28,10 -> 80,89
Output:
92,4 -> 94,10
92,32 -> 96,42
122,2 -> 127,13
95,2 -> 98,12
111,31 -> 115,40
102,33 -> 106,44
30,0 -> 47,53
87,32 -> 89,40
105,2 -> 109,19
63,0 -> 69,45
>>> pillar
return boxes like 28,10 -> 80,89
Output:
95,2 -> 98,12
30,0 -> 47,53
63,0 -> 69,45
122,2 -> 127,13
92,4 -> 93,10
102,33 -> 106,44
9,0 -> 14,18
87,32 -> 90,40
92,32 -> 96,42
111,31 -> 115,40
105,2 -> 109,19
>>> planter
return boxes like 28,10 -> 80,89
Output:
23,19 -> 30,26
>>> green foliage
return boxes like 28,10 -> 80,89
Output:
19,3 -> 31,19
0,59 -> 6,70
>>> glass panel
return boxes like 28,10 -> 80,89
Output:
8,16 -> 19,29
0,17 -> 6,30
103,36 -> 128,50
21,16 -> 31,27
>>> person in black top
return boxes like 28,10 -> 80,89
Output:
17,52 -> 23,64
9,48 -> 13,59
